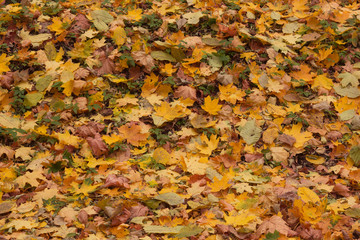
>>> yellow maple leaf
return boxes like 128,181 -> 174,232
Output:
71,182 -> 101,196
0,53 -> 14,73
224,210 -> 256,227
154,101 -> 189,121
317,46 -> 333,61
61,79 -> 74,97
55,130 -> 83,148
47,17 -> 71,35
219,84 -> 245,104
161,63 -> 176,76
196,134 -> 219,155
201,96 -> 222,115
126,9 -> 142,22
102,134 -> 123,145
312,74 -> 333,90
284,123 -> 313,148
112,26 -> 127,46
209,175 -> 231,192
298,187 -> 320,204
153,147 -> 170,165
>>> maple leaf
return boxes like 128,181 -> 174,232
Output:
224,210 -> 256,227
196,134 -> 219,156
86,133 -> 108,157
55,130 -> 83,148
132,51 -> 155,72
118,122 -> 149,146
0,53 -> 14,73
154,101 -> 189,122
71,182 -> 101,196
209,175 -> 231,192
256,215 -> 296,238
284,123 -> 313,148
201,96 -> 222,115
102,174 -> 130,189
112,26 -> 127,46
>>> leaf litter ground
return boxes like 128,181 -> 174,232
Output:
1,0 -> 360,239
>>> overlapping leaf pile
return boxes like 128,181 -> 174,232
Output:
1,0 -> 360,239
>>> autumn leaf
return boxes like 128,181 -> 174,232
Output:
201,96 -> 222,115
112,26 -> 127,46
0,53 -> 14,73
196,134 -> 219,156
118,122 -> 149,146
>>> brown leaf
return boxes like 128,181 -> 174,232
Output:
174,86 -> 197,101
94,50 -> 115,75
78,210 -> 88,224
278,134 -> 296,146
74,68 -> 90,80
0,145 -> 15,160
131,51 -> 155,72
332,183 -> 350,197
297,225 -> 322,240
129,204 -> 148,218
77,122 -> 105,138
73,97 -> 88,113
86,133 -> 108,157
256,215 -> 297,238
71,14 -> 91,32
0,72 -> 13,89
103,174 -> 129,189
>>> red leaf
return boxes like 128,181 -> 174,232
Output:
86,133 -> 108,157
103,174 -> 129,189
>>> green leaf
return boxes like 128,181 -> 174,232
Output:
175,225 -> 203,238
150,51 -> 176,62
338,72 -> 358,87
36,75 -> 53,92
339,109 -> 355,121
265,230 -> 280,240
143,225 -> 182,234
171,48 -> 186,62
24,92 -> 43,107
239,119 -> 262,145
90,10 -> 114,31
350,146 -> 360,167
154,192 -> 184,206
202,38 -> 223,46
333,85 -> 360,98
344,207 -> 360,218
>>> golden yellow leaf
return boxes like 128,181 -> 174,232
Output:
201,96 -> 222,115
284,123 -> 313,148
0,53 -> 14,73
112,26 -> 127,46
209,175 -> 231,192
55,130 -> 82,148
306,155 -> 326,165
71,182 -> 101,196
317,46 -> 333,61
298,187 -> 320,204
102,134 -> 123,145
153,147 -> 170,165
196,134 -> 219,156
224,210 -> 256,226
312,74 -> 333,90
154,102 -> 189,121
126,9 -> 142,22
